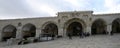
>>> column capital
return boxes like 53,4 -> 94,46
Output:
36,27 -> 41,30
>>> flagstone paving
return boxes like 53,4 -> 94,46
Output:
0,34 -> 120,48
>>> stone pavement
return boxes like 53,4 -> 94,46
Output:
0,34 -> 120,48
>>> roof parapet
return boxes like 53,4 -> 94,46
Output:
58,10 -> 93,14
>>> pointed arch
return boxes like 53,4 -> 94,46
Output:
91,18 -> 107,35
41,21 -> 58,36
2,25 -> 17,41
22,23 -> 36,38
112,18 -> 120,33
64,18 -> 86,36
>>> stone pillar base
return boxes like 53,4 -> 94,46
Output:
107,25 -> 112,35
36,28 -> 41,38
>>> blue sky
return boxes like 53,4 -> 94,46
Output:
0,0 -> 120,19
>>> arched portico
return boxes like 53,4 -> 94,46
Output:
22,23 -> 36,38
64,18 -> 86,36
112,18 -> 120,33
91,19 -> 107,35
2,25 -> 17,41
41,22 -> 58,36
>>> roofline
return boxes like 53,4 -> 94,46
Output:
0,16 -> 57,21
93,13 -> 120,16
58,10 -> 93,14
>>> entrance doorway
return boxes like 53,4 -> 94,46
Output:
67,22 -> 83,36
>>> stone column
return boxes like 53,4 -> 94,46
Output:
85,26 -> 91,35
16,26 -> 23,39
85,16 -> 92,35
107,24 -> 112,35
36,28 -> 41,38
85,19 -> 92,35
58,27 -> 64,36
0,29 -> 2,41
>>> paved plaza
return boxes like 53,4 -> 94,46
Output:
0,34 -> 120,48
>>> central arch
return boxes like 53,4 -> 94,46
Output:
67,22 -> 83,36
91,19 -> 107,35
22,23 -> 36,38
41,22 -> 58,36
64,18 -> 86,36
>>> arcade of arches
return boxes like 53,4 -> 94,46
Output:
1,18 -> 120,41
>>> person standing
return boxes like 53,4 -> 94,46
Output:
68,32 -> 72,39
79,32 -> 84,38
67,28 -> 72,39
110,31 -> 114,35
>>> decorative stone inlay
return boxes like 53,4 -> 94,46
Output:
62,16 -> 68,20
71,12 -> 80,17
58,19 -> 60,23
18,22 -> 22,26
89,17 -> 92,21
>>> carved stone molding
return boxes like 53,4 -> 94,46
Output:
62,16 -> 68,20
71,12 -> 80,17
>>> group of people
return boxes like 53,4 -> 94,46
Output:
67,31 -> 116,39
67,32 -> 90,39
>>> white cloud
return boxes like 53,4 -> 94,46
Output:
0,0 -> 120,19
25,0 -> 57,16
64,0 -> 80,7
94,0 -> 120,14
64,0 -> 91,10
39,5 -> 57,16
104,0 -> 120,13
25,0 -> 42,12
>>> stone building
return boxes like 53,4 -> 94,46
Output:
0,11 -> 119,41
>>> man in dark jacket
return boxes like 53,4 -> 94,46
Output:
68,33 -> 72,39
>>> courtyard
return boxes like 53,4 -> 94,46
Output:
0,34 -> 120,48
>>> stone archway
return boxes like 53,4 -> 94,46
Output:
67,22 -> 83,36
112,18 -> 120,33
91,19 -> 107,35
2,25 -> 17,41
64,18 -> 86,36
22,23 -> 36,38
42,23 -> 58,36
